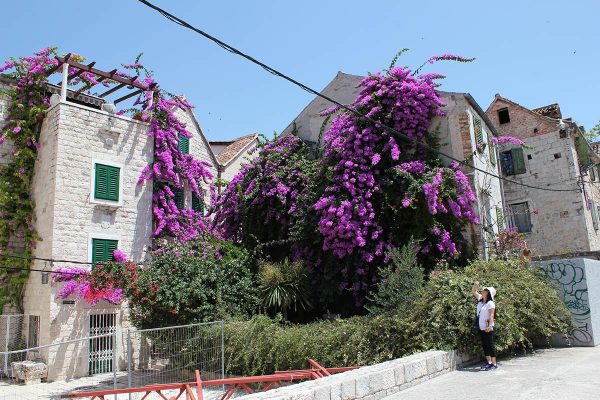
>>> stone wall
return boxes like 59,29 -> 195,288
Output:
236,350 -> 477,400
486,98 -> 600,256
535,258 -> 600,346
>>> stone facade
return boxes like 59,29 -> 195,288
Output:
210,134 -> 259,184
0,85 -> 218,375
486,95 -> 600,257
282,72 -> 505,258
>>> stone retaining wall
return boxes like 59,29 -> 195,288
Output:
237,350 -> 477,400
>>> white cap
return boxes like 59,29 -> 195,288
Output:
483,286 -> 496,300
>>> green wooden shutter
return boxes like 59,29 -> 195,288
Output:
473,117 -> 484,145
173,188 -> 185,209
92,238 -> 118,267
192,192 -> 205,214
495,206 -> 504,231
178,135 -> 190,154
511,147 -> 526,174
94,164 -> 120,201
488,131 -> 496,165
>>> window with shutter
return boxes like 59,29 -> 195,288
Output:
500,151 -> 514,175
94,164 -> 120,201
173,188 -> 185,209
473,117 -> 484,145
178,135 -> 190,154
511,147 -> 526,175
495,206 -> 504,231
487,131 -> 496,165
192,192 -> 205,214
92,238 -> 118,267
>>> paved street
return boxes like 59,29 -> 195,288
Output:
384,347 -> 600,400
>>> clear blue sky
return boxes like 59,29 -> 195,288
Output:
2,0 -> 598,140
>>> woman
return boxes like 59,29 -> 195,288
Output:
471,281 -> 497,371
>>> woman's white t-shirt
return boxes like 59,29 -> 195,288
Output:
476,294 -> 496,331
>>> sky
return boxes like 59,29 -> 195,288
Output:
2,0 -> 598,141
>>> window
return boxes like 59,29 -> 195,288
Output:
487,131 -> 496,165
178,135 -> 190,154
94,163 -> 120,201
192,192 -> 205,214
498,108 -> 510,124
473,116 -> 484,145
500,148 -> 526,176
173,188 -> 185,209
509,202 -> 532,233
91,238 -> 118,267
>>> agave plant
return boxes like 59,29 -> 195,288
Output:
258,259 -> 312,320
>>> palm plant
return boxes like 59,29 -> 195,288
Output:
258,259 -> 312,320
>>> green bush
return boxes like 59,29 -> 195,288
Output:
222,259 -> 570,376
366,241 -> 424,315
410,258 -> 571,354
258,259 -> 312,319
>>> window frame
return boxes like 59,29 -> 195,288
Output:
498,108 -> 510,124
508,202 -> 533,233
88,233 -> 120,267
90,159 -> 124,207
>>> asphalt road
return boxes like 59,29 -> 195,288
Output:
384,347 -> 600,400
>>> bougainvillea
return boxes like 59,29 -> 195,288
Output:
53,264 -> 123,305
212,134 -> 320,258
213,56 -> 481,303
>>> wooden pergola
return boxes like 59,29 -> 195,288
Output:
46,53 -> 158,105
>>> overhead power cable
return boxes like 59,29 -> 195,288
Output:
137,0 -> 579,193
0,252 -> 93,265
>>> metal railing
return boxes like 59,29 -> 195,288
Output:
117,321 -> 225,399
0,333 -> 117,400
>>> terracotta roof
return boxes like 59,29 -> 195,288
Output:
532,103 -> 562,119
215,134 -> 258,165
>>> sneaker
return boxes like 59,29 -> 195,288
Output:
480,363 -> 491,370
484,363 -> 498,371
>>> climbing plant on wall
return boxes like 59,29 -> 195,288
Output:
0,48 -> 214,310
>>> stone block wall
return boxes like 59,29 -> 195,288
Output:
236,350 -> 478,400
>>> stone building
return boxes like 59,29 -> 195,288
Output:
486,95 -> 600,257
281,71 -> 505,258
0,63 -> 218,376
210,133 -> 259,184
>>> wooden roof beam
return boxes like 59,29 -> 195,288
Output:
114,88 -> 144,105
98,83 -> 127,98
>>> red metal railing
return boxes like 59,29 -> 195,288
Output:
65,360 -> 359,400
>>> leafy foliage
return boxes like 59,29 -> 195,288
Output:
222,258 -> 570,376
258,259 -> 312,319
88,236 -> 259,329
366,241 -> 424,315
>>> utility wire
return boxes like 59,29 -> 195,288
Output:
137,0 -> 580,193
0,264 -> 88,277
0,252 -> 93,265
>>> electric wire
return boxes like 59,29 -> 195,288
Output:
137,0 -> 581,193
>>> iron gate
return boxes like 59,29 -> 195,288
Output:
88,313 -> 116,375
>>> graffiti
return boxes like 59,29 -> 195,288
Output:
542,262 -> 592,345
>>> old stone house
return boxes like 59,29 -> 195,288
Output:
486,95 -> 600,257
0,66 -> 218,376
210,133 -> 259,184
281,71 -> 506,258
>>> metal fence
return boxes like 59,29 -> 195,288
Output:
0,314 -> 39,378
0,321 -> 224,400
0,333 -> 117,400
116,321 -> 225,399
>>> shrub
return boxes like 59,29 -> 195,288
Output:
222,258 -> 570,376
89,235 -> 260,329
410,258 -> 571,354
258,259 -> 312,319
366,241 -> 424,315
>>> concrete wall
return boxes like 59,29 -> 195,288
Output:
236,350 -> 477,400
536,258 -> 600,346
487,98 -> 599,257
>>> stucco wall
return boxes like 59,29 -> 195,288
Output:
536,258 -> 600,346
220,140 -> 258,183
